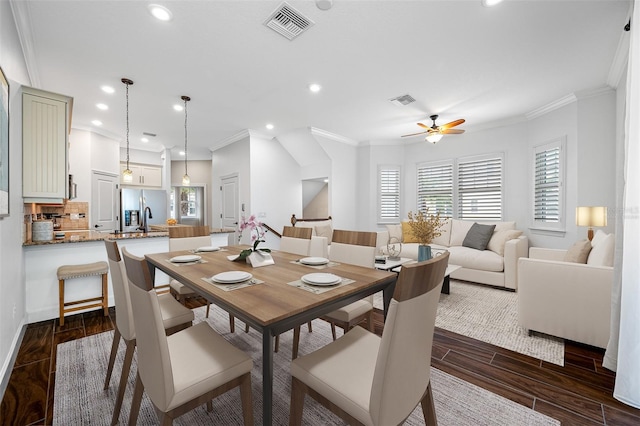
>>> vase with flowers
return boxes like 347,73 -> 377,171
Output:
407,209 -> 446,261
234,215 -> 272,263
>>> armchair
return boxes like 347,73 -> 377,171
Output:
517,245 -> 613,348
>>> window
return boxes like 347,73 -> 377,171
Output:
416,154 -> 503,220
457,155 -> 503,221
416,161 -> 453,217
378,165 -> 401,223
533,138 -> 565,229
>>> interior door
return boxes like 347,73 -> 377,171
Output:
91,171 -> 119,232
221,174 -> 239,232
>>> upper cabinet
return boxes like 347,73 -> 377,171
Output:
119,163 -> 162,187
22,87 -> 73,203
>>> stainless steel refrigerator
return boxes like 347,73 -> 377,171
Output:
120,188 -> 168,232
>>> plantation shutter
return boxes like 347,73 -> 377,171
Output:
457,156 -> 503,221
534,145 -> 561,223
379,166 -> 400,222
417,162 -> 453,217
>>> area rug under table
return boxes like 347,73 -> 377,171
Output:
375,279 -> 564,366
54,306 -> 559,425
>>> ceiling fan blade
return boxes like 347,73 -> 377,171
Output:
417,122 -> 431,129
441,128 -> 465,135
401,131 -> 428,137
440,119 -> 465,130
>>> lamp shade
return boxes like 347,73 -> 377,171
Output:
576,206 -> 607,227
425,133 -> 443,144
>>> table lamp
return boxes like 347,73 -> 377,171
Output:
576,206 -> 607,241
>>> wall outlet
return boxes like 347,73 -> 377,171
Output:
70,213 -> 80,220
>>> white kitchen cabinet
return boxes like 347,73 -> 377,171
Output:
22,87 -> 73,203
120,163 -> 162,187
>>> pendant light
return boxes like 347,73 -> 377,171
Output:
121,78 -> 134,183
181,95 -> 191,186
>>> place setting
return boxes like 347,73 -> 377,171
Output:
190,245 -> 227,254
201,270 -> 264,291
166,254 -> 207,266
290,256 -> 339,269
288,272 -> 354,294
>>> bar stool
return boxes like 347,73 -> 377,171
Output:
57,261 -> 109,326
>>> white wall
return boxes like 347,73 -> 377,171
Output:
211,135 -> 250,229
0,0 -> 31,396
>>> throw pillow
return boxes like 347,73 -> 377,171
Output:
563,240 -> 592,263
462,223 -> 496,251
386,224 -> 403,243
315,224 -> 333,242
487,230 -> 523,256
432,218 -> 452,246
587,233 -> 615,267
590,229 -> 607,248
449,219 -> 475,246
401,221 -> 419,243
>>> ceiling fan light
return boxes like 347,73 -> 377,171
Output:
426,133 -> 443,144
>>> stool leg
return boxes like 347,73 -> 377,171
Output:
102,272 -> 109,317
58,279 -> 65,327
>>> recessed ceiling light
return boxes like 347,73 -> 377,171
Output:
96,103 -> 108,110
173,104 -> 184,111
309,83 -> 321,93
179,151 -> 185,156
141,137 -> 149,143
266,123 -> 274,130
101,85 -> 115,94
91,120 -> 103,126
481,0 -> 504,6
148,4 -> 173,21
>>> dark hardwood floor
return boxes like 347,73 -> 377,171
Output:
2,301 -> 640,425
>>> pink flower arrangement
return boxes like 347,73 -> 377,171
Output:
235,215 -> 271,261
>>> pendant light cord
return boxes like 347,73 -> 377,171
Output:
184,97 -> 188,176
126,82 -> 130,170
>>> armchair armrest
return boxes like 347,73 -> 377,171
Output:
517,257 -> 613,348
503,235 -> 528,290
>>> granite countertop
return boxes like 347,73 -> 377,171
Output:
23,227 -> 235,246
23,230 -> 169,246
149,225 -> 234,233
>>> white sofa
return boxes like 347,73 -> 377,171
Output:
378,219 -> 528,290
517,231 -> 615,348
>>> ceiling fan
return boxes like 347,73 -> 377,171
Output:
401,114 -> 465,144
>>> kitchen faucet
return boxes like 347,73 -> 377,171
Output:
139,206 -> 153,233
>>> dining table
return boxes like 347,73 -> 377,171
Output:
144,246 -> 397,425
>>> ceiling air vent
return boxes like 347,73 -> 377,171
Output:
389,94 -> 416,107
264,2 -> 315,41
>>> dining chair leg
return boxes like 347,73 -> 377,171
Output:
289,377 -> 306,426
239,372 -> 254,426
104,327 -> 121,390
244,323 -> 250,333
206,400 -> 213,411
421,382 -> 438,425
205,302 -> 211,318
275,334 -> 280,353
367,311 -> 374,332
229,314 -> 235,333
111,339 -> 136,426
330,322 -> 337,341
292,326 -> 301,359
307,321 -> 312,332
128,372 -> 144,426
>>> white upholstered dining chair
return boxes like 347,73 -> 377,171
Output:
122,247 -> 254,426
289,252 -> 449,426
103,239 -> 194,426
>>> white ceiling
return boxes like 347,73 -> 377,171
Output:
11,0 -> 631,160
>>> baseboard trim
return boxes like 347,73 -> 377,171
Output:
0,319 -> 27,402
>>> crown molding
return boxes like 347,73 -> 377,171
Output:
10,0 -> 41,88
309,127 -> 358,146
575,85 -> 614,100
525,93 -> 577,121
606,27 -> 630,88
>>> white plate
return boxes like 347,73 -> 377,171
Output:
196,246 -> 220,252
300,257 -> 329,266
212,271 -> 253,284
169,254 -> 202,263
301,273 -> 342,286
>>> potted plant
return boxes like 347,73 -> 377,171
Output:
234,215 -> 272,263
407,209 -> 445,261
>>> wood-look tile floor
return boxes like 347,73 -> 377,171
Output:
2,302 -> 640,425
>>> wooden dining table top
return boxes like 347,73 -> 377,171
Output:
145,246 -> 397,329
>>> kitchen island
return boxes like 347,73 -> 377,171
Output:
24,229 -> 234,323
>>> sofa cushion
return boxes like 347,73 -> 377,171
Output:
563,240 -> 592,263
487,230 -> 523,256
462,223 -> 496,251
450,220 -> 475,246
432,218 -> 451,246
447,246 -> 504,272
587,233 -> 615,267
401,221 -> 419,243
386,224 -> 402,243
315,223 -> 333,241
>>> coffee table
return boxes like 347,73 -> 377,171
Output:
390,261 -> 461,294
374,257 -> 413,271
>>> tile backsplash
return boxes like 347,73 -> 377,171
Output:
24,201 -> 89,231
